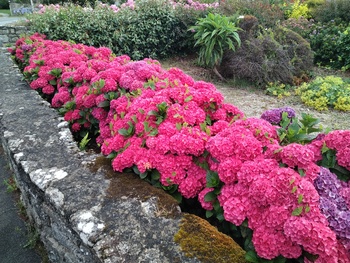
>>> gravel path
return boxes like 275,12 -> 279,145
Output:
161,57 -> 350,131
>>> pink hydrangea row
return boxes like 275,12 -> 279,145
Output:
10,34 -> 350,263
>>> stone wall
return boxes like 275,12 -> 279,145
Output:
0,25 -> 29,46
0,47 -> 246,263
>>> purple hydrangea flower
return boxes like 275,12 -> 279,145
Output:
260,107 -> 296,125
314,167 -> 350,247
21,44 -> 33,52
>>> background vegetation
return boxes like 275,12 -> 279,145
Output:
20,0 -> 350,112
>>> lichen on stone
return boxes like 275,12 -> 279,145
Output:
174,213 -> 246,263
89,156 -> 181,219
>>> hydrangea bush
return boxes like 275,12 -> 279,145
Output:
9,34 -> 350,263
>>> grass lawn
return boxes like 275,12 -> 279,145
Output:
0,9 -> 10,15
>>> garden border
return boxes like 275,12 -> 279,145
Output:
0,48 -> 245,262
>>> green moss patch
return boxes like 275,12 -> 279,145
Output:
174,213 -> 246,263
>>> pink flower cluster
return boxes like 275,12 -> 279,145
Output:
98,60 -> 244,199
324,130 -> 350,170
206,120 -> 345,262
37,4 -> 61,14
169,0 -> 219,11
11,33 -> 130,133
11,34 -> 350,263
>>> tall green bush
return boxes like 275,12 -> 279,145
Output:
189,13 -> 241,79
28,1 -> 206,60
309,20 -> 350,70
219,22 -> 313,86
0,0 -> 9,9
218,0 -> 288,29
111,0 -> 201,60
28,4 -> 118,49
312,0 -> 350,23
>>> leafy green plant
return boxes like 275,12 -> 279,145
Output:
296,75 -> 350,111
23,224 -> 40,249
309,20 -> 350,70
112,0 -> 200,60
28,4 -> 118,50
190,13 -> 241,80
79,133 -> 91,151
319,144 -> 350,182
265,82 -> 292,98
278,112 -> 324,145
3,176 -> 18,193
312,0 -> 350,23
285,0 -> 311,19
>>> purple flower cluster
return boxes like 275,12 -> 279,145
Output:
21,44 -> 33,52
260,107 -> 296,125
314,167 -> 350,251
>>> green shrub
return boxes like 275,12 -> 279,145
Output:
312,0 -> 350,23
273,26 -> 314,78
218,0 -> 288,29
296,75 -> 350,111
309,21 -> 350,70
281,16 -> 315,40
189,13 -> 241,69
0,0 -> 9,9
28,4 -> 118,49
28,1 -> 206,60
305,0 -> 325,17
112,0 -> 204,60
219,23 -> 313,86
285,0 -> 311,19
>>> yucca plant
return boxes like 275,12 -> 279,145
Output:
190,13 -> 241,80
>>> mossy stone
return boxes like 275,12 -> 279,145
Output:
174,213 -> 247,263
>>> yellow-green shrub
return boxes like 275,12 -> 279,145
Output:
286,0 -> 311,19
296,76 -> 350,111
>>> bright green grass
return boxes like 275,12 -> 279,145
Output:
0,9 -> 10,15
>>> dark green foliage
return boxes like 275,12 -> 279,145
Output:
312,0 -> 350,23
278,112 -> 323,145
0,0 -> 9,9
111,0 -> 196,60
273,26 -> 314,78
218,0 -> 287,29
28,4 -> 118,49
281,16 -> 315,40
309,20 -> 350,70
28,0 -> 205,60
114,0 -> 209,60
219,21 -> 313,86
